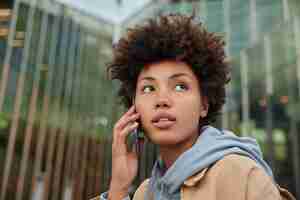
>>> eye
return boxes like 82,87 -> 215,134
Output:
142,85 -> 155,93
175,84 -> 188,92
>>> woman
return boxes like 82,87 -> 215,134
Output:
93,14 -> 295,200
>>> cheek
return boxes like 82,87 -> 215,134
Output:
134,97 -> 144,114
135,94 -> 154,113
181,110 -> 200,126
182,95 -> 201,112
179,98 -> 201,124
135,98 -> 151,124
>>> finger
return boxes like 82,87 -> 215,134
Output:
122,105 -> 136,118
114,106 -> 137,130
113,113 -> 139,142
115,122 -> 139,145
116,113 -> 140,131
112,122 -> 139,156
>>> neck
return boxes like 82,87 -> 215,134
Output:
159,133 -> 199,169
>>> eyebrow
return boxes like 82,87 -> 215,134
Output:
140,73 -> 191,81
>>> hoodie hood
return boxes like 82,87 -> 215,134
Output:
147,126 -> 274,199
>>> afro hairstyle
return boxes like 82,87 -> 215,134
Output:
107,13 -> 230,125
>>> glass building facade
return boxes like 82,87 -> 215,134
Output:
0,0 -> 299,199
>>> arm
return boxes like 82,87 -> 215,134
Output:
213,155 -> 282,200
90,179 -> 149,200
95,106 -> 140,200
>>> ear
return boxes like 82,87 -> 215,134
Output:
200,96 -> 209,118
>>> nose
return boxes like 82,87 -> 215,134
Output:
155,90 -> 172,109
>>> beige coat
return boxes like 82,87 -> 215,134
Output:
92,154 -> 296,200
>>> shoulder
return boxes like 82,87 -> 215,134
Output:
206,154 -> 264,185
204,154 -> 260,192
214,154 -> 260,172
211,154 -> 274,186
211,154 -> 281,199
132,179 -> 150,200
183,154 -> 281,200
184,154 -> 262,187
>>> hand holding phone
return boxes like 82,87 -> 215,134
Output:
109,105 -> 140,199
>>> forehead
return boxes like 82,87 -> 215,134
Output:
137,60 -> 197,81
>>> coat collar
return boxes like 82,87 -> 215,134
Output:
183,167 -> 209,187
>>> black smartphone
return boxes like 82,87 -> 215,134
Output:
132,121 -> 144,155
127,109 -> 144,155
129,100 -> 145,155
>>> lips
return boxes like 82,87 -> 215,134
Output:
151,113 -> 176,129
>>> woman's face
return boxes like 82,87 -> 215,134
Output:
135,60 -> 208,148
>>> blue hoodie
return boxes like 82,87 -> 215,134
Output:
146,126 -> 274,200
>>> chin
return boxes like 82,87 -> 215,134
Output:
148,133 -> 181,146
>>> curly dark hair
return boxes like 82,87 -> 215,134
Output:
107,13 -> 230,125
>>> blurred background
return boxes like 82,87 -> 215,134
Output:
0,0 -> 299,199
